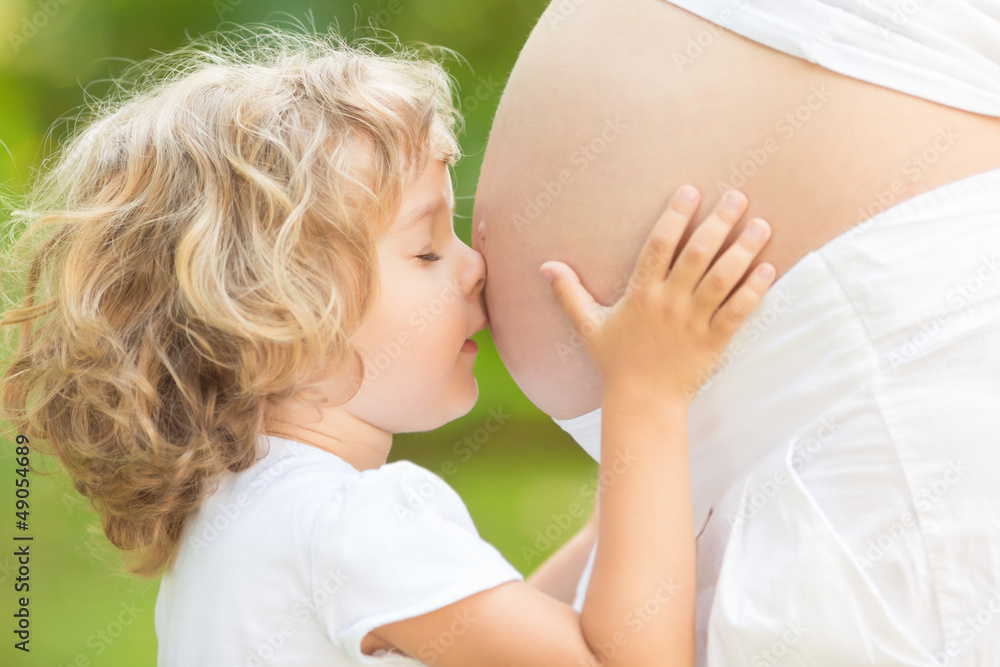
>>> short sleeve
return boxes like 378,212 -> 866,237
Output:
309,461 -> 523,664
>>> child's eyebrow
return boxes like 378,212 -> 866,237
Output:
393,197 -> 455,233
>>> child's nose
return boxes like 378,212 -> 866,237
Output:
460,243 -> 487,297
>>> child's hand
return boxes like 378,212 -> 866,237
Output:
539,186 -> 775,406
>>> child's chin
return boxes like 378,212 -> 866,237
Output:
399,389 -> 478,434
444,383 -> 480,425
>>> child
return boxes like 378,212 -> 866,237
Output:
0,26 -> 775,666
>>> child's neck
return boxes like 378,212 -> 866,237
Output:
263,402 -> 392,471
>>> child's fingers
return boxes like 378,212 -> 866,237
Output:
666,190 -> 748,295
710,262 -> 776,338
627,185 -> 701,293
540,260 -> 602,339
691,218 -> 771,314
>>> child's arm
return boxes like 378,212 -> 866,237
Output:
367,185 -> 774,666
525,504 -> 598,605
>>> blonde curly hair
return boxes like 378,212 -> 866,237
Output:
0,24 -> 461,577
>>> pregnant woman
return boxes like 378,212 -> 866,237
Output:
473,1 -> 1000,665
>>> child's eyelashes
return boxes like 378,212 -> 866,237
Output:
417,251 -> 443,263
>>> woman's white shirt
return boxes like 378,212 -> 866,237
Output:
666,0 -> 1000,117
555,166 -> 1000,666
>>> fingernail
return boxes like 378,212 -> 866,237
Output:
679,185 -> 698,202
756,264 -> 774,279
724,190 -> 745,209
541,268 -> 554,283
747,219 -> 769,238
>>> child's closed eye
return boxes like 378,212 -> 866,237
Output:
417,251 -> 442,262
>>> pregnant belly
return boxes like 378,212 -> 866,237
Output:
472,0 -> 1000,418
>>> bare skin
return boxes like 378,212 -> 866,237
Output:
472,0 -> 1000,420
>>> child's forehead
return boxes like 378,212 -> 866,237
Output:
347,142 -> 454,235
396,158 -> 454,217
390,193 -> 456,237
406,156 -> 453,194
378,167 -> 453,240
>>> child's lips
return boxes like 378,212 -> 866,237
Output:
463,318 -> 487,352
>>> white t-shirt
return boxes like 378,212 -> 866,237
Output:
154,434 -> 523,666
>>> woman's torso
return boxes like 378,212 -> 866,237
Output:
473,0 -> 1000,419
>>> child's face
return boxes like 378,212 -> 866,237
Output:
345,156 -> 487,433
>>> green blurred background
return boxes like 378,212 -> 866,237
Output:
0,1 -> 597,664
